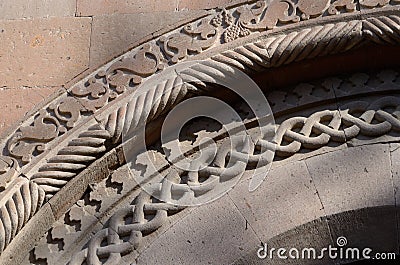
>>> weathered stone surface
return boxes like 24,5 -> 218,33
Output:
89,10 -> 207,68
305,144 -> 394,216
0,87 -> 57,136
233,207 -> 398,265
137,195 -> 260,265
0,17 -> 91,87
390,143 -> 400,206
0,0 -> 76,20
231,218 -> 334,265
327,206 -> 398,264
229,161 -> 324,241
264,218 -> 334,265
76,0 -> 178,16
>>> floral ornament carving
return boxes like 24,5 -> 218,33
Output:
71,73 -> 116,113
217,0 -> 357,42
211,9 -> 249,42
160,17 -> 218,63
49,97 -> 87,129
106,43 -> 166,91
297,0 -> 356,19
0,1 -> 398,262
236,0 -> 299,30
0,156 -> 19,189
8,110 -> 66,163
297,0 -> 331,19
327,0 -> 357,15
70,44 -> 166,111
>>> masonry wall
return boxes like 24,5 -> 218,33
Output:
0,0 -> 249,136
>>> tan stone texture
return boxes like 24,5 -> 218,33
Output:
0,87 -> 57,136
0,17 -> 91,88
0,0 -> 76,20
76,0 -> 179,16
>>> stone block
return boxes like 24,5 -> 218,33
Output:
76,0 -> 178,16
0,17 -> 91,87
305,144 -> 394,216
229,160 -> 325,241
0,0 -> 76,20
137,195 -> 260,265
0,87 -> 57,136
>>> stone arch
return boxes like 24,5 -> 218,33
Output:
0,1 -> 399,264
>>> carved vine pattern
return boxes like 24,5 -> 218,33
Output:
6,0 -> 400,168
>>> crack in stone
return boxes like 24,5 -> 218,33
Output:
303,159 -> 337,256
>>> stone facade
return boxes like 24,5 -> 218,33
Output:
0,1 -> 400,264
0,1 -> 213,136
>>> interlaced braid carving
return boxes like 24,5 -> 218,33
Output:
0,178 -> 45,254
27,16 -> 400,200
69,180 -> 186,265
25,16 -> 389,199
68,95 -> 400,265
271,97 -> 400,156
23,14 -> 400,197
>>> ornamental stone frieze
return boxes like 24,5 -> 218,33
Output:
0,1 -> 399,264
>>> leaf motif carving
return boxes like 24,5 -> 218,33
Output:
160,18 -> 218,63
238,0 -> 300,30
8,110 -> 66,163
0,156 -> 18,189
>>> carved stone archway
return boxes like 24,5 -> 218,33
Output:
0,1 -> 399,264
